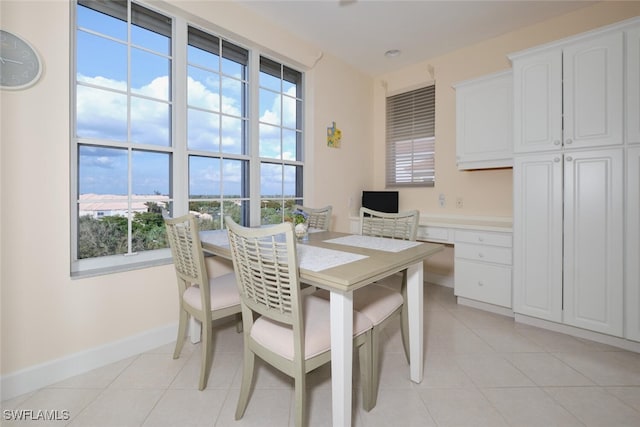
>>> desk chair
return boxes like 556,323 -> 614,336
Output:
165,214 -> 241,390
225,217 -> 374,426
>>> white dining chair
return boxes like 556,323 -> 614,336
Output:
164,214 -> 242,390
225,216 -> 375,426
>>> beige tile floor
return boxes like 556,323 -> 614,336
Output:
3,283 -> 640,426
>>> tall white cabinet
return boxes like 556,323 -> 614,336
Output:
511,18 -> 637,339
626,26 -> 640,342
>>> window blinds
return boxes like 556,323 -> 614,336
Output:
385,85 -> 436,187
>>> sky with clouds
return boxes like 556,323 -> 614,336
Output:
76,5 -> 301,200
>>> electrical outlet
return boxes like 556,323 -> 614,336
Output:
456,197 -> 463,209
438,193 -> 446,208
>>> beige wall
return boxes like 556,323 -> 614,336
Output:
0,0 -> 373,376
1,0 -> 639,381
373,1 -> 640,217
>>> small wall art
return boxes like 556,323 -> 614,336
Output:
327,121 -> 342,148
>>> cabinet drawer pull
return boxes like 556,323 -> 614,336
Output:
478,236 -> 484,242
478,281 -> 484,287
478,253 -> 484,258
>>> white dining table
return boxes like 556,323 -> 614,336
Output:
199,229 -> 443,426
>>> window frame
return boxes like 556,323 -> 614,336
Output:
385,84 -> 436,188
70,0 -> 307,277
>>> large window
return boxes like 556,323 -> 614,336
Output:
72,0 -> 304,275
385,85 -> 435,187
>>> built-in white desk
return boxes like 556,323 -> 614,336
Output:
350,214 -> 513,315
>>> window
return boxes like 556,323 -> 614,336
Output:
258,57 -> 303,225
385,85 -> 435,187
72,1 -> 304,275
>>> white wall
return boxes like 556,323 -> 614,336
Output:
0,0 -> 374,396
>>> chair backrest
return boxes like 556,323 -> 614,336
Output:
359,207 -> 420,241
165,214 -> 211,311
225,217 -> 303,329
293,204 -> 332,231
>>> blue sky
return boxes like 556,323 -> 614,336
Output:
76,4 -> 300,199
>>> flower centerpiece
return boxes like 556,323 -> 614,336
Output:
287,209 -> 309,241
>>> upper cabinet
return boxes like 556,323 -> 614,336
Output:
510,30 -> 624,153
454,70 -> 513,170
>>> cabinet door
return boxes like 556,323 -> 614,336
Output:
513,154 -> 563,321
513,50 -> 563,153
563,32 -> 624,149
563,148 -> 624,336
627,27 -> 640,145
627,147 -> 640,342
455,71 -> 513,169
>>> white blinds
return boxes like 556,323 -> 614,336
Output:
385,85 -> 435,187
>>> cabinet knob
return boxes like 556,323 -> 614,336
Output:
478,253 -> 484,258
554,157 -> 561,162
566,156 -> 573,162
478,281 -> 484,287
478,236 -> 484,242
554,140 -> 561,146
565,138 -> 573,145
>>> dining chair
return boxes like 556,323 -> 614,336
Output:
358,207 -> 419,405
317,207 -> 419,408
225,217 -> 375,426
164,214 -> 241,390
293,204 -> 333,231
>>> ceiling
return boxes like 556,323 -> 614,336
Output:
235,0 -> 598,76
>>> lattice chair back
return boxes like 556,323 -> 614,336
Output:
294,204 -> 333,231
165,214 -> 210,311
359,207 -> 419,241
225,218 -> 302,329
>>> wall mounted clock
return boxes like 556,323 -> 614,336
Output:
0,30 -> 43,90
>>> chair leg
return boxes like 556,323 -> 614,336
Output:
293,371 -> 306,427
368,327 -> 382,410
173,308 -> 188,359
235,343 -> 255,420
235,313 -> 243,333
198,321 -> 213,390
359,331 -> 374,412
400,271 -> 410,364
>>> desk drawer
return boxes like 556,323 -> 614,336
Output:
455,243 -> 512,265
454,259 -> 512,307
455,230 -> 511,247
417,226 -> 451,243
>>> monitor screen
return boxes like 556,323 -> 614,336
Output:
362,191 -> 399,213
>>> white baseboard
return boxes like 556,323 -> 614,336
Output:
514,314 -> 640,353
456,297 -> 514,317
0,323 -> 177,402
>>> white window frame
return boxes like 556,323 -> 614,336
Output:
70,0 -> 307,277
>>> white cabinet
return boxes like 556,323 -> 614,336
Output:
563,149 -> 624,336
454,70 -> 513,169
512,31 -> 624,153
627,147 -> 640,342
513,149 -> 624,336
512,154 -> 563,322
627,27 -> 640,145
510,20 -> 636,338
454,230 -> 512,308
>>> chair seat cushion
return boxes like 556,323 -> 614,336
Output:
183,272 -> 240,311
250,295 -> 373,361
315,284 -> 403,326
